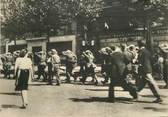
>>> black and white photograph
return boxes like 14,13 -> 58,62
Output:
0,0 -> 168,117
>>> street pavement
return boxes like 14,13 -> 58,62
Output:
0,75 -> 168,117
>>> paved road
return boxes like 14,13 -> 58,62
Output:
0,76 -> 168,117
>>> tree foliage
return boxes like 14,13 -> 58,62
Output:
1,0 -> 104,41
1,0 -> 25,40
128,0 -> 168,27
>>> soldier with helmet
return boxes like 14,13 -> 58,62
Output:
80,50 -> 98,85
62,50 -> 77,83
51,49 -> 61,85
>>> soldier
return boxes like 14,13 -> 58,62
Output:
51,49 -> 61,85
78,53 -> 87,81
46,51 -> 53,85
99,47 -> 114,85
35,51 -> 47,81
81,50 -> 98,85
5,52 -> 13,79
63,50 -> 77,83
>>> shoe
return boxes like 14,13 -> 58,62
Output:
74,77 -> 77,82
132,97 -> 138,101
42,79 -> 46,82
20,105 -> 26,109
95,81 -> 98,86
108,98 -> 115,103
153,98 -> 163,103
56,83 -> 60,86
163,85 -> 168,89
65,79 -> 71,83
91,79 -> 94,83
102,80 -> 108,85
82,80 -> 85,85
79,78 -> 83,82
47,83 -> 52,85
101,81 -> 105,85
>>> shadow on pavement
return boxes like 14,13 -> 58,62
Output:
85,88 -> 123,92
29,84 -> 47,86
85,89 -> 108,91
143,107 -> 168,112
1,104 -> 20,109
0,78 -> 15,80
73,82 -> 109,87
70,97 -> 134,104
0,92 -> 20,96
140,94 -> 167,98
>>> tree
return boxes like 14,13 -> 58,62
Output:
1,0 -> 25,44
127,0 -> 168,52
60,0 -> 104,51
1,0 -> 104,43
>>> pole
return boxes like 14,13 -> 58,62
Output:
5,41 -> 9,53
146,20 -> 154,53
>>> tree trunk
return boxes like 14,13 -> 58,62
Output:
146,20 -> 154,54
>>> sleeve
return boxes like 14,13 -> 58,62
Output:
14,58 -> 19,75
28,58 -> 33,68
124,53 -> 131,65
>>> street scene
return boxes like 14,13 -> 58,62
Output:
0,0 -> 168,117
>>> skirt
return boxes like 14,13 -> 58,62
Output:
15,69 -> 29,91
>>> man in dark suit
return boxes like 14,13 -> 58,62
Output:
108,46 -> 138,102
137,40 -> 163,103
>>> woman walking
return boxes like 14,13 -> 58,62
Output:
14,49 -> 33,109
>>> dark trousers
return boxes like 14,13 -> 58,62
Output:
3,65 -> 11,78
48,73 -> 53,84
48,67 -> 53,84
53,64 -> 61,84
163,65 -> 168,86
37,65 -> 47,81
81,66 -> 98,84
66,65 -> 75,82
108,77 -> 138,101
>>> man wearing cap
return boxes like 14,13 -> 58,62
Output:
137,40 -> 163,103
51,49 -> 61,85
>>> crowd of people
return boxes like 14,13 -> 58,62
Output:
0,40 -> 168,108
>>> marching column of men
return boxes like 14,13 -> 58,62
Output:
0,40 -> 168,103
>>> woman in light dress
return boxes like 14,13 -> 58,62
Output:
14,49 -> 33,109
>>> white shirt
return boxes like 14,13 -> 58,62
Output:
15,57 -> 32,70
